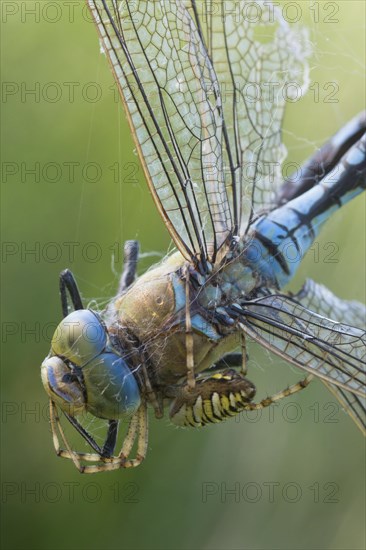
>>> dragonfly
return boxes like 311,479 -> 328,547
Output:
41,0 -> 366,473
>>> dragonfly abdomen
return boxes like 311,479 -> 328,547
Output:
244,133 -> 366,289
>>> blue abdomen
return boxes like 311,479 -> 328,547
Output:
244,133 -> 366,288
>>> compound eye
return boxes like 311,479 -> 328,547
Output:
41,356 -> 86,415
51,310 -> 107,367
83,353 -> 141,420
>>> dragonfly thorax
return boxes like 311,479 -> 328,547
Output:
110,250 -> 259,386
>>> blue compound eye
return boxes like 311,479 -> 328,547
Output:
41,356 -> 86,416
51,310 -> 107,367
82,353 -> 141,420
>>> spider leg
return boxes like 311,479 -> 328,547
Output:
243,375 -> 313,411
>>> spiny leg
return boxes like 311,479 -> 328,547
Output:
240,332 -> 247,375
50,400 -> 89,472
52,404 -> 148,473
140,362 -> 164,419
52,408 -> 121,465
118,240 -> 139,293
119,412 -> 139,460
62,412 -> 114,456
83,405 -> 149,473
243,374 -> 314,411
51,401 -> 117,467
184,265 -> 195,390
123,403 -> 148,468
59,269 -> 84,317
101,420 -> 119,457
84,405 -> 149,472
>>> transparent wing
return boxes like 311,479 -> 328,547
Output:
322,381 -> 366,435
88,0 -> 233,267
293,279 -> 366,329
187,0 -> 311,234
292,280 -> 366,433
240,290 -> 366,432
88,1 -> 311,265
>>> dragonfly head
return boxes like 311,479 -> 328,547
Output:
41,309 -> 141,420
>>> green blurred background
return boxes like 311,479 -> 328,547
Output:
1,1 -> 365,549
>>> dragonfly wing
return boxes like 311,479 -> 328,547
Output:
187,0 -> 311,234
293,279 -> 366,328
322,381 -> 366,435
88,0 -> 233,266
239,289 -> 366,432
292,279 -> 366,433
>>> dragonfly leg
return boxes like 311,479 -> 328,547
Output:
78,405 -> 148,473
118,412 -> 139,459
59,269 -> 84,317
242,374 -> 313,411
121,403 -> 148,468
49,400 -> 148,473
81,404 -> 148,472
50,401 -> 120,472
49,400 -> 93,473
118,240 -> 139,293
184,265 -> 195,390
101,419 -> 119,457
140,362 -> 164,418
